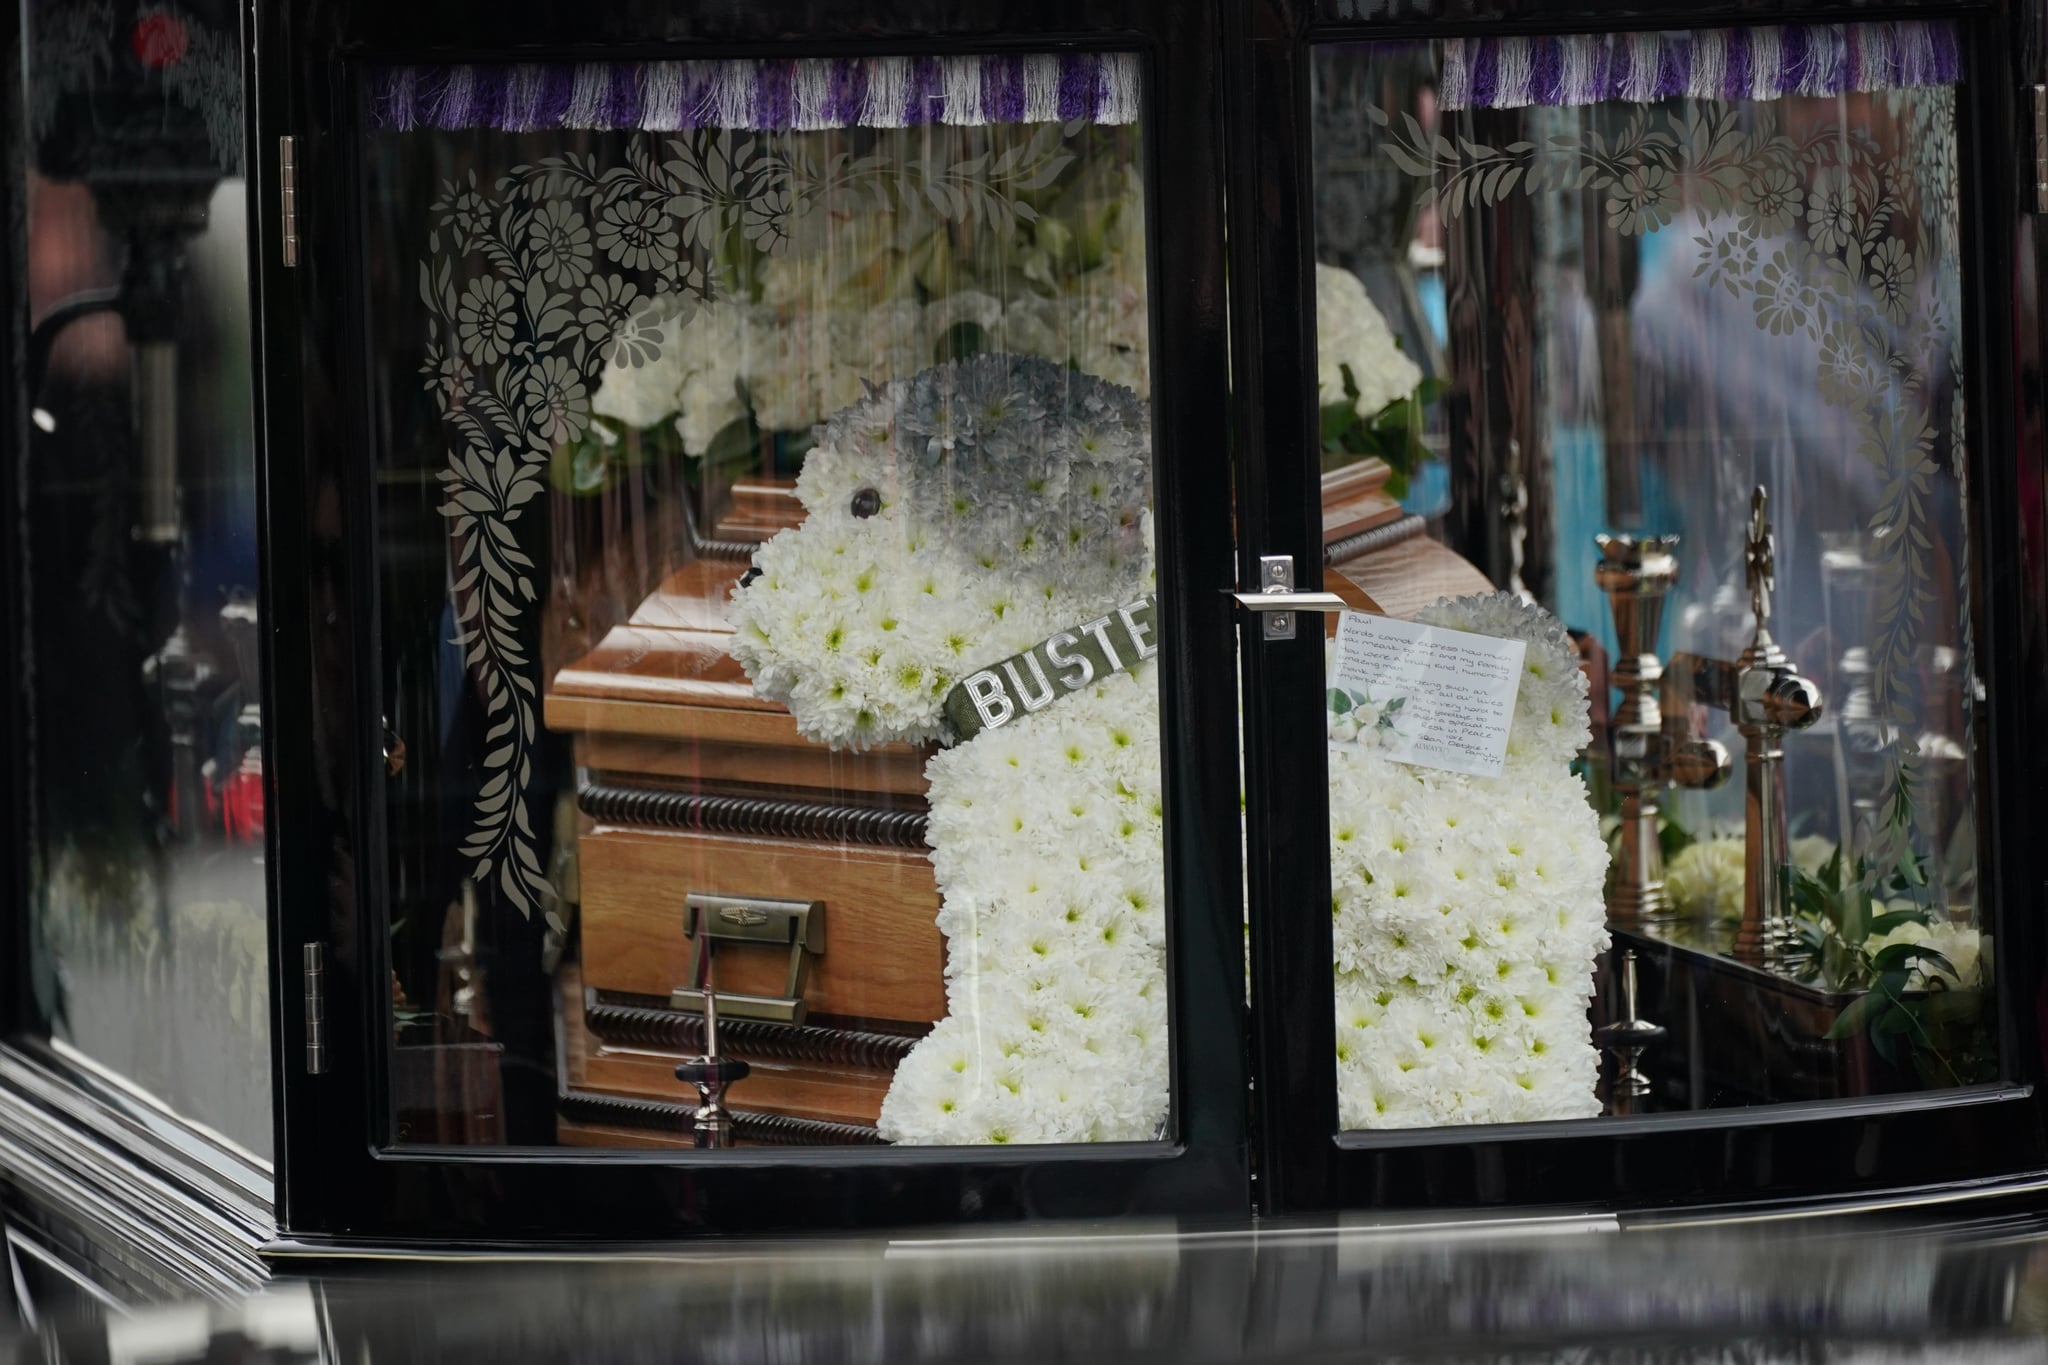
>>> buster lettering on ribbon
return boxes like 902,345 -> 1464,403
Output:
1118,601 -> 1158,661
960,671 -> 1015,732
1003,651 -> 1058,713
942,595 -> 1158,741
1078,616 -> 1124,673
1045,631 -> 1093,688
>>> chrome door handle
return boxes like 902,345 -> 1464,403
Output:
1229,590 -> 1353,611
1228,555 -> 1350,641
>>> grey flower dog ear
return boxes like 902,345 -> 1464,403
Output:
727,354 -> 1154,751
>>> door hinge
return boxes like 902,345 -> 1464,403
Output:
2033,87 -> 2048,215
279,135 -> 300,268
302,942 -> 328,1075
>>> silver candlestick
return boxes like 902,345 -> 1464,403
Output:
1595,534 -> 1733,924
1594,949 -> 1663,1115
1667,487 -> 1825,969
673,917 -> 750,1150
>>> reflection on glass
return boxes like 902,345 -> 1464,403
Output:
365,55 -> 1170,1147
17,0 -> 271,1157
1312,20 -> 1987,1128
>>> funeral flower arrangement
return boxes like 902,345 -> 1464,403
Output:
1315,263 -> 1441,497
592,281 -> 1150,458
585,227 -> 1426,504
1317,263 -> 1421,419
1665,831 -> 1837,924
729,352 -> 1164,1142
1329,593 -> 1611,1128
730,355 -> 1607,1142
595,259 -> 1418,465
727,355 -> 1151,750
1782,846 -> 1993,1086
586,142 -> 1151,469
889,657 -> 1170,1143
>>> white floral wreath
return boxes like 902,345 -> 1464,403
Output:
731,355 -> 1608,1142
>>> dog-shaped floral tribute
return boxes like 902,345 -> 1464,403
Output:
729,354 -> 1609,1142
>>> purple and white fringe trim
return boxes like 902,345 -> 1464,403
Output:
372,52 -> 1141,132
1438,20 -> 1961,111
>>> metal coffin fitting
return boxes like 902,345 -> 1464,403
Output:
670,893 -> 826,1027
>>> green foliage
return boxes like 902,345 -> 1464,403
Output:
1320,371 -> 1444,498
1784,846 -> 1911,986
1784,850 -> 1993,1088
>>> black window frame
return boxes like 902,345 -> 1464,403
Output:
1229,0 -> 2048,1217
7,0 -> 2044,1258
249,0 -> 1251,1241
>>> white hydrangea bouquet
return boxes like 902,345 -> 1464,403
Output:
1315,264 -> 1440,497
587,145 -> 1151,471
586,253 -> 1415,500
729,353 -> 1609,1142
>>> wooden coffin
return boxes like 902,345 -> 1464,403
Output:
546,478 -> 941,1145
555,964 -> 898,1148
545,458 -> 1489,1146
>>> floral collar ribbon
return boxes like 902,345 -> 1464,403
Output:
943,595 -> 1158,741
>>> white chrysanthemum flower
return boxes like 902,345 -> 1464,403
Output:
730,356 -> 1152,749
1331,591 -> 1610,1130
878,661 -> 1169,1145
728,370 -> 1602,1145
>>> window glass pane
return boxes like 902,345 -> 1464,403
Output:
362,55 -> 1171,1148
1309,21 -> 1988,1129
16,0 -> 271,1158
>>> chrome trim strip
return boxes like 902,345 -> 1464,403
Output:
5,1224 -> 130,1317
0,1043 -> 273,1303
1622,1175 -> 2048,1230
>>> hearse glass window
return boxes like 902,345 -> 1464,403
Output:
15,0 -> 272,1160
1305,22 -> 1988,1130
362,56 -> 1168,1148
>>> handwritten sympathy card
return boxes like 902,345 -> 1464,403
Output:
1327,612 -> 1526,779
